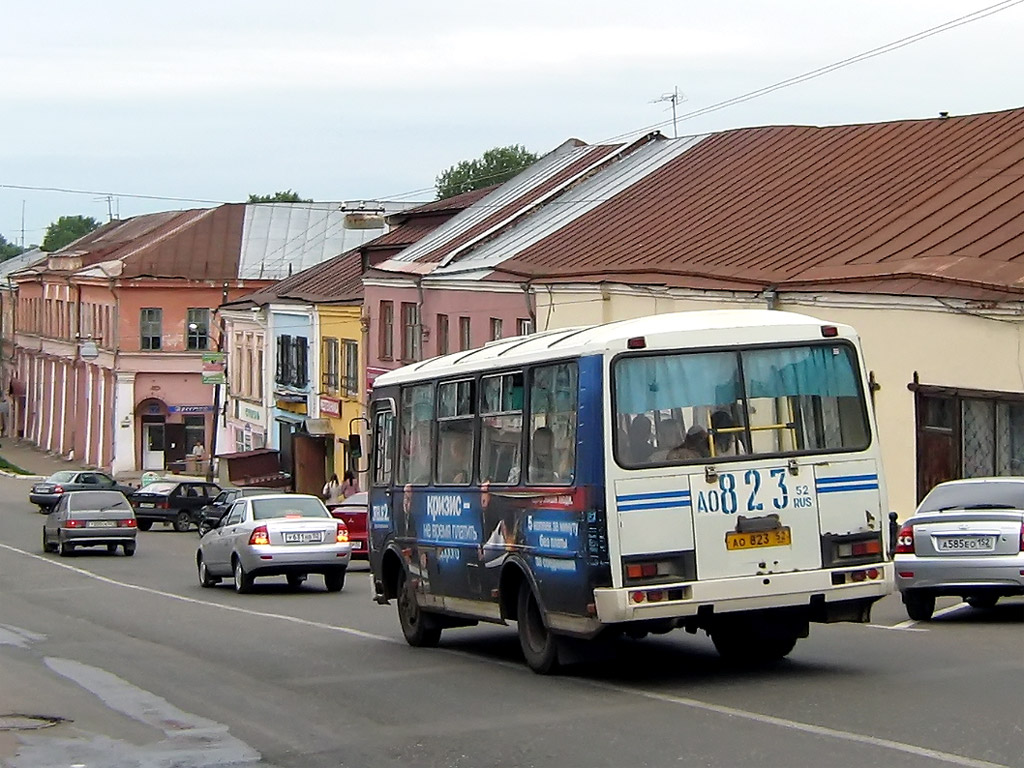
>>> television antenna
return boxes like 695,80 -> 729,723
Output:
650,86 -> 686,138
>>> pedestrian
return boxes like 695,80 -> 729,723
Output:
341,469 -> 359,498
0,394 -> 9,443
322,473 -> 343,504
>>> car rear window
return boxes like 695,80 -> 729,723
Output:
918,481 -> 1024,513
251,497 -> 331,520
340,492 -> 368,506
70,491 -> 130,510
47,471 -> 78,483
140,482 -> 177,494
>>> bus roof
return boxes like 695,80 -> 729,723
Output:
374,309 -> 857,388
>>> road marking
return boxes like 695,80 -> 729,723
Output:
1,543 -> 1011,768
892,601 -> 969,629
0,542 -> 402,645
864,623 -> 928,632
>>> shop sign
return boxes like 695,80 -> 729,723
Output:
240,405 -> 264,424
169,405 -> 215,414
201,352 -> 226,385
319,395 -> 341,418
366,366 -> 389,394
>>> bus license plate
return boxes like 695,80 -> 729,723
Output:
284,531 -> 323,544
725,527 -> 792,551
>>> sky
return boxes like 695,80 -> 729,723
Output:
3,0 -> 1023,248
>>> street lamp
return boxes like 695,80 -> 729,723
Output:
77,337 -> 99,361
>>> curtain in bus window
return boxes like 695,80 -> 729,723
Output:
614,352 -> 740,414
398,384 -> 433,485
742,346 -> 859,399
528,363 -> 577,485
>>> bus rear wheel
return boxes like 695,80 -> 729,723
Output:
396,569 -> 441,647
517,584 -> 560,674
711,625 -> 797,665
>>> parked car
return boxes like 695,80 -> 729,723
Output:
30,470 -> 136,512
327,491 -> 368,559
195,487 -> 279,535
42,490 -> 138,557
130,479 -> 221,532
895,477 -> 1024,620
196,493 -> 351,593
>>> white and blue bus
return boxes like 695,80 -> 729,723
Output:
365,310 -> 892,673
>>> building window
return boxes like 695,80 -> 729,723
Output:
342,340 -> 359,397
517,318 -> 533,336
459,316 -> 471,351
187,308 -> 210,350
490,317 -> 503,341
437,314 -> 449,356
232,332 -> 244,394
323,337 -> 340,393
140,308 -> 162,350
379,301 -> 394,359
276,334 -> 308,388
401,302 -> 421,362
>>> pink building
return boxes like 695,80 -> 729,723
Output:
11,205 -> 272,475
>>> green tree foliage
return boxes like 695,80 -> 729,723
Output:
247,190 -> 312,203
41,215 -> 101,252
435,144 -> 539,200
0,234 -> 25,261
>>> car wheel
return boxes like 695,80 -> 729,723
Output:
106,543 -> 118,554
903,590 -> 935,621
323,569 -> 345,593
37,505 -> 50,515
123,542 -> 136,557
197,555 -> 219,587
396,568 -> 441,647
233,558 -> 254,594
517,583 -> 560,674
136,520 -> 153,532
173,511 -> 191,533
966,594 -> 999,609
42,528 -> 55,553
286,573 -> 306,590
57,536 -> 74,557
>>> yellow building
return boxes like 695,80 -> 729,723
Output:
315,302 -> 365,482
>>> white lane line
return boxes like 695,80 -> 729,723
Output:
864,623 -> 928,632
581,679 -> 1011,768
0,542 -> 401,645
1,543 -> 1011,768
892,601 -> 969,629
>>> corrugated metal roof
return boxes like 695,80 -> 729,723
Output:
385,139 -> 623,266
237,201 -> 415,280
469,108 -> 1024,299
244,249 -> 364,305
0,248 -> 46,280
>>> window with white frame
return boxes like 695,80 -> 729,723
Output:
342,340 -> 358,396
323,337 -> 340,393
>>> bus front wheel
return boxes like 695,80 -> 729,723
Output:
517,584 -> 560,674
396,569 -> 441,647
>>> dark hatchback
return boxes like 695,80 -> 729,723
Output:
130,479 -> 221,532
30,470 -> 136,512
195,487 -> 279,535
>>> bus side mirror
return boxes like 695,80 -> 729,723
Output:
349,434 -> 363,460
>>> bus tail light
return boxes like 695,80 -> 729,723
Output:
627,336 -> 646,349
894,524 -> 915,554
249,526 -> 269,546
626,562 -> 658,579
821,325 -> 839,337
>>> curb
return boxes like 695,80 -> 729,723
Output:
0,471 -> 46,480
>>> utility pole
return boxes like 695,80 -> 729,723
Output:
207,283 -> 229,482
20,201 -> 25,248
651,86 -> 686,138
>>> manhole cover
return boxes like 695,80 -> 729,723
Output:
0,714 -> 68,731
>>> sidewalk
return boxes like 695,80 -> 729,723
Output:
0,439 -> 89,480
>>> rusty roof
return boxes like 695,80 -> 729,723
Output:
421,108 -> 1024,301
241,248 -> 363,305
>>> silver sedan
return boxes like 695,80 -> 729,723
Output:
196,494 -> 351,593
895,477 -> 1024,620
42,490 -> 138,557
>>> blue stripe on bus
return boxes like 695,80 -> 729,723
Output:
618,500 -> 692,511
816,474 -> 878,485
816,483 -> 879,494
616,491 -> 690,502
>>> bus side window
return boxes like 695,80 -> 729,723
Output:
436,379 -> 474,485
372,406 -> 394,486
480,372 -> 523,485
527,362 -> 577,485
398,384 -> 434,486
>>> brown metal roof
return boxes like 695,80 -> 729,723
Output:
242,249 -> 363,305
391,184 -> 500,218
483,108 -> 1024,299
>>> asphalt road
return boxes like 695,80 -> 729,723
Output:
0,475 -> 1021,768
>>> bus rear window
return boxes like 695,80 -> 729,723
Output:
613,344 -> 869,467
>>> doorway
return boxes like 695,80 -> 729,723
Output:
143,422 -> 166,470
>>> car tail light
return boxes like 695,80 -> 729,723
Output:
65,519 -> 85,528
249,525 -> 269,546
1019,523 -> 1024,552
336,522 -> 349,543
118,519 -> 137,528
53,485 -> 65,494
895,523 -> 915,554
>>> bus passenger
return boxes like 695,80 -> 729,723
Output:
628,414 -> 655,464
711,410 -> 744,456
530,426 -> 557,483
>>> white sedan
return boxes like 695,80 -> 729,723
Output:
196,493 -> 352,593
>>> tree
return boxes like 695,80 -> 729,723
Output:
247,190 -> 312,203
435,145 -> 539,200
0,234 -> 25,261
41,215 -> 101,252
